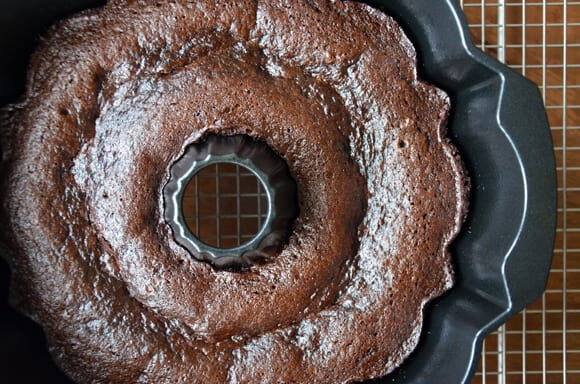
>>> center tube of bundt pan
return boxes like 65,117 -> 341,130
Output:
163,134 -> 298,270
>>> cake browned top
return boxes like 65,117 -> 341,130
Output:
0,0 -> 468,383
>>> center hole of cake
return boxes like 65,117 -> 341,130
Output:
181,163 -> 268,249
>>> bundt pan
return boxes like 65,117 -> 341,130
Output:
0,0 -> 556,383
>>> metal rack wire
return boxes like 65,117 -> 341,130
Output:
182,163 -> 268,249
460,0 -> 579,383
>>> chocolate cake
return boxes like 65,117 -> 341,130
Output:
0,0 -> 468,383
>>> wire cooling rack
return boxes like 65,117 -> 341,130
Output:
459,0 -> 579,383
181,163 -> 268,248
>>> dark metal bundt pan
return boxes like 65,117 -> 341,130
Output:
368,1 -> 556,383
0,0 -> 556,383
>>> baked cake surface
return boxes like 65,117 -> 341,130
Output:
0,0 -> 468,383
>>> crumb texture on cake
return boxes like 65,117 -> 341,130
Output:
0,0 -> 468,383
